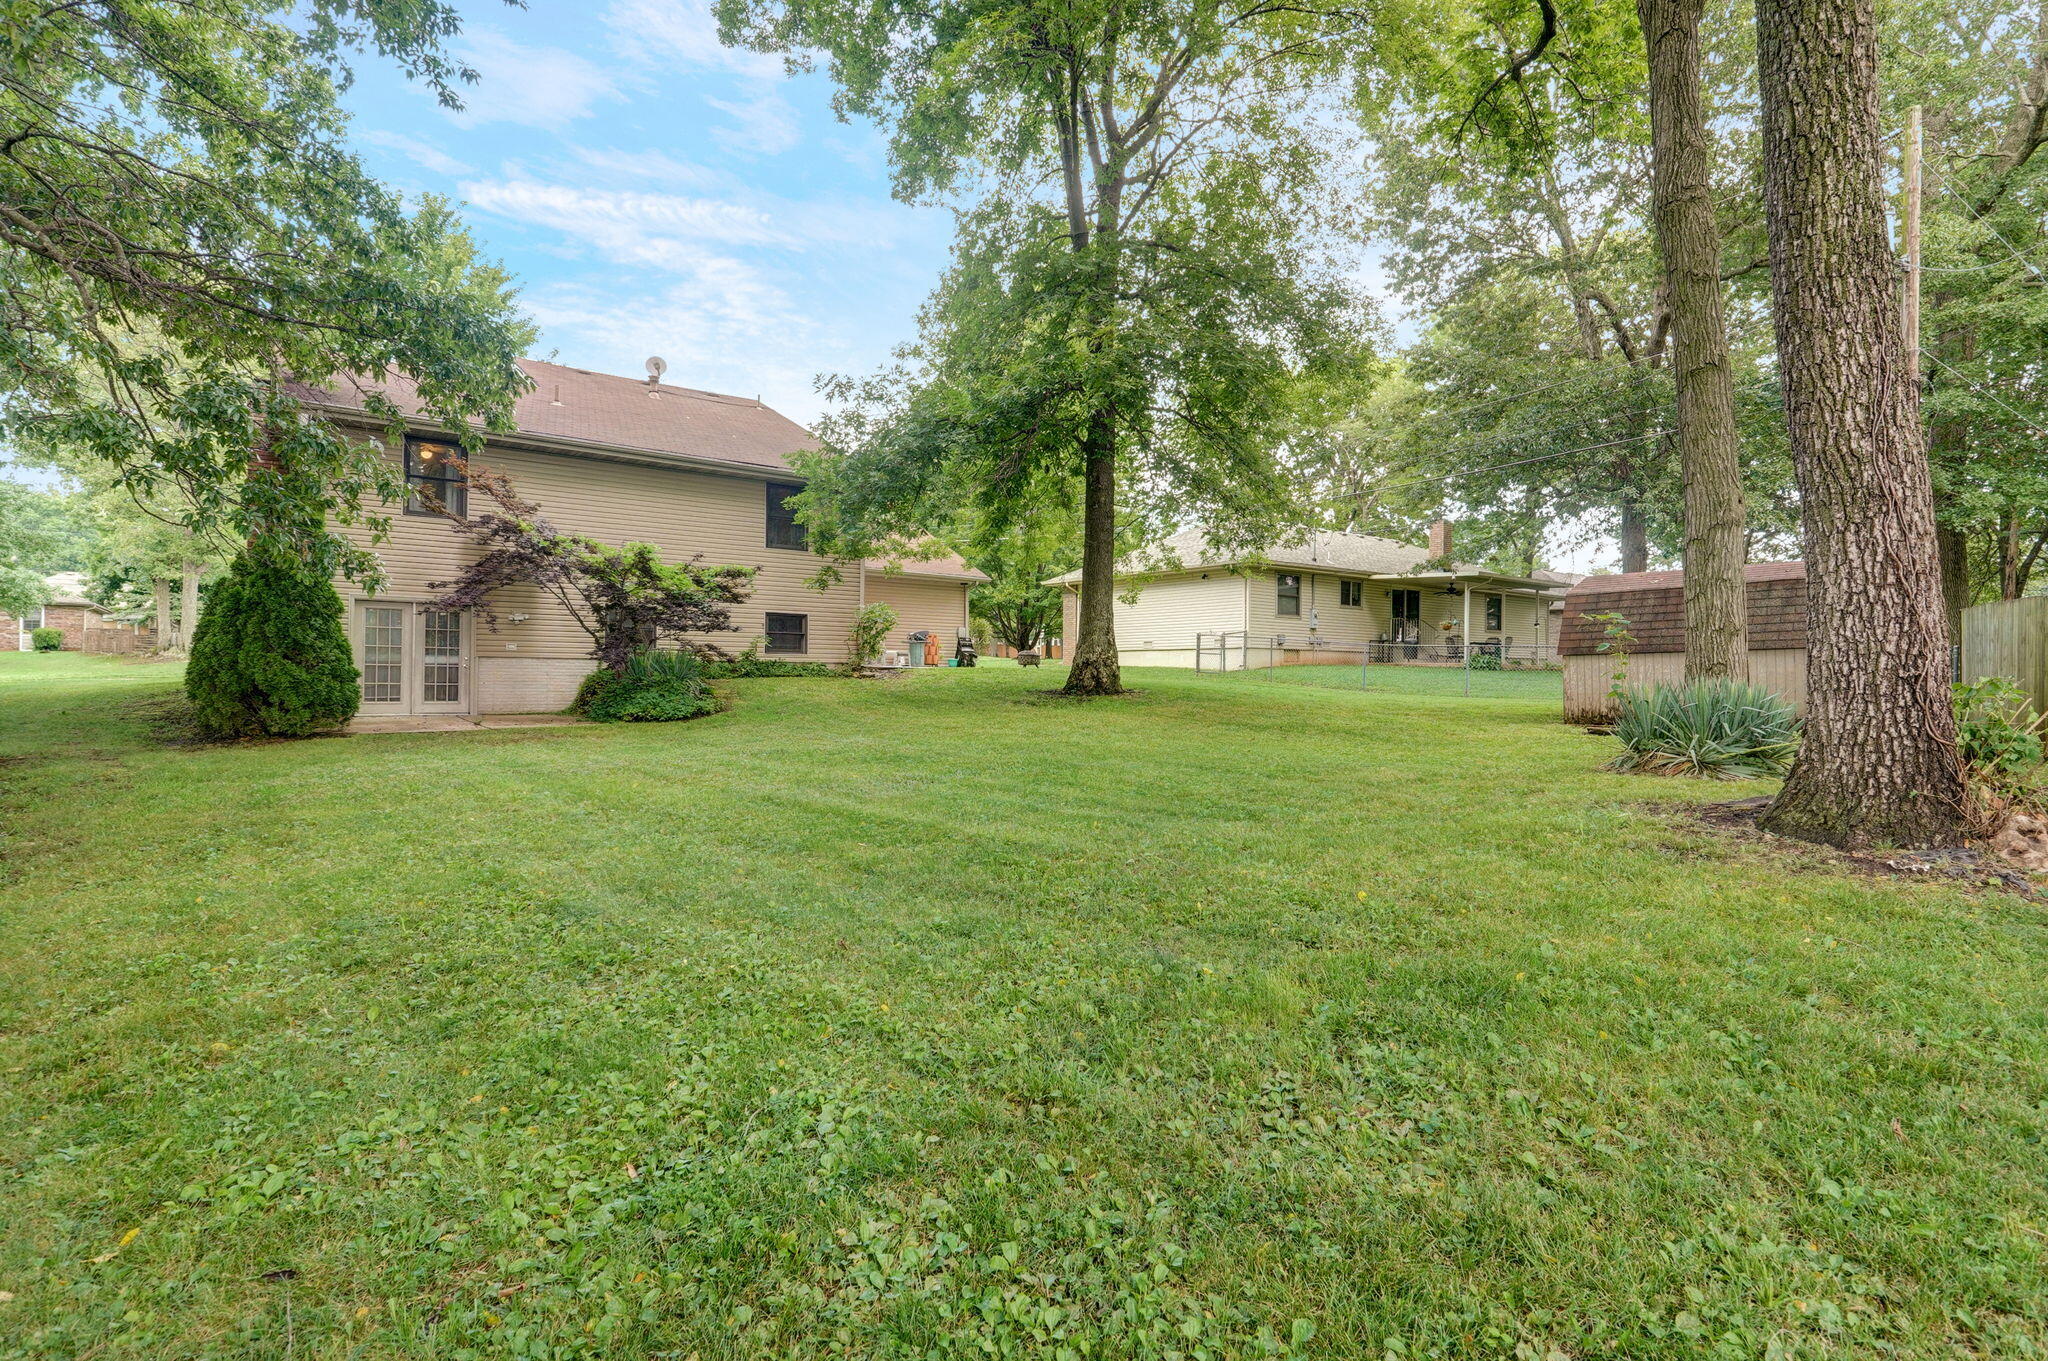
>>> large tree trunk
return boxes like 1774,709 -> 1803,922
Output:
1641,0 -> 1749,681
1063,414 -> 1124,695
1929,402 -> 1973,645
153,578 -> 173,650
1616,475 -> 1651,574
1935,516 -> 1970,645
179,561 -> 203,652
1753,0 -> 1968,849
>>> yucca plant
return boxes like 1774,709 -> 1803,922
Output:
1606,679 -> 1801,779
622,648 -> 704,684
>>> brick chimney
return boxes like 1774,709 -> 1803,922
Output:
1427,518 -> 1453,560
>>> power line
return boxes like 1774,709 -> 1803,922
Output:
1352,372 -> 1785,497
1420,367 -> 1650,426
1373,428 -> 1673,493
1925,351 -> 2048,439
1921,162 -> 2047,283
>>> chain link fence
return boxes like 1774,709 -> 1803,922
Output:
1194,632 -> 1562,699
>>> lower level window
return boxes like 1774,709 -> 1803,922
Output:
1339,579 -> 1363,607
765,612 -> 808,654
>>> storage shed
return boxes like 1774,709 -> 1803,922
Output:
1557,562 -> 1808,723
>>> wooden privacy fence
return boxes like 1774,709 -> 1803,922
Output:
1962,597 -> 2048,715
82,626 -> 157,655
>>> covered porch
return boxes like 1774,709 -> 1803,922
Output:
1203,567 -> 1562,670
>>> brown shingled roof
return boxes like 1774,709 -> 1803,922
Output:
862,554 -> 990,583
295,358 -> 820,475
1558,562 -> 1808,655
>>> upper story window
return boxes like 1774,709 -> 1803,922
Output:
1485,593 -> 1503,631
765,481 -> 807,550
1276,573 -> 1301,617
404,438 -> 467,516
1339,579 -> 1363,608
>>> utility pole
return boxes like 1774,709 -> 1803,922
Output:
1902,104 -> 1923,375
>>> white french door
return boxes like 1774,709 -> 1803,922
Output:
355,603 -> 470,715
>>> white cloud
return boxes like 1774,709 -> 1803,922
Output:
706,90 -> 800,156
458,175 -> 911,255
445,30 -> 619,128
603,0 -> 785,79
358,129 -> 475,177
528,277 -> 828,421
567,147 -> 729,190
461,179 -> 797,252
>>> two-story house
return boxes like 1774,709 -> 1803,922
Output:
298,359 -> 984,717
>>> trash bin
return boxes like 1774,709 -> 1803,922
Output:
905,630 -> 929,667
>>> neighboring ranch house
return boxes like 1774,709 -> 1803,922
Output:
1048,523 -> 1574,669
295,359 -> 982,717
1557,562 -> 1809,723
0,573 -> 147,652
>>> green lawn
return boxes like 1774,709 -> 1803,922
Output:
1212,660 -> 1564,702
2,652 -> 2043,1359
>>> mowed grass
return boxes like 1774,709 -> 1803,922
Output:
1211,661 -> 1563,702
2,652 -> 2045,1360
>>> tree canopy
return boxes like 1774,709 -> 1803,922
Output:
1,0 -> 536,582
721,0 -> 1380,691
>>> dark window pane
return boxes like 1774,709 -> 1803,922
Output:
1277,573 -> 1300,617
765,481 -> 807,549
404,439 -> 467,516
1340,579 -> 1362,607
1486,594 -> 1503,630
765,612 -> 808,653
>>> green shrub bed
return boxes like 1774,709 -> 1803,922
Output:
574,650 -> 721,723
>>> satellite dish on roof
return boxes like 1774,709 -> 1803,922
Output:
644,356 -> 667,384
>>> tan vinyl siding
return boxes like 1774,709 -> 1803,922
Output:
1247,570 -> 1394,643
1464,589 -> 1547,649
335,436 -> 862,668
1111,571 -> 1248,649
863,573 -> 971,654
1248,576 -> 1550,647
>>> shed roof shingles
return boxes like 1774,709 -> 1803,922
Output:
1557,563 -> 1808,656
295,359 -> 820,475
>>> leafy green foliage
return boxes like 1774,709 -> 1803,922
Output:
1467,648 -> 1502,671
1,0 -> 534,583
183,552 -> 358,736
29,626 -> 62,652
727,0 -> 1375,696
576,677 -> 719,724
847,603 -> 898,667
0,479 -> 87,616
701,648 -> 839,679
1953,677 -> 2046,778
1607,680 -> 1801,779
573,649 -> 721,722
1887,0 -> 2048,605
1334,0 -> 1801,569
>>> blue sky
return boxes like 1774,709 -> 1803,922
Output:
341,0 -> 955,425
